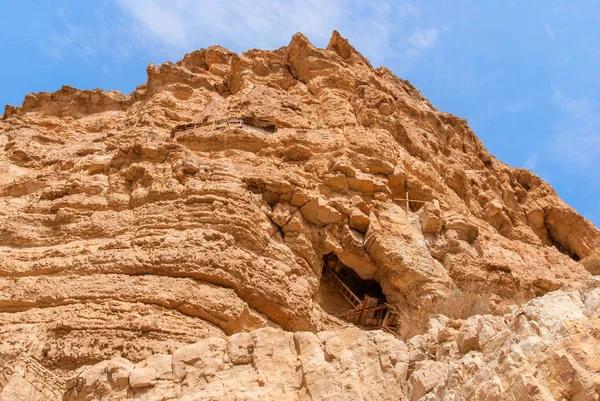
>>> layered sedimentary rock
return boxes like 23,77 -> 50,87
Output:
1,31 -> 599,399
406,279 -> 600,400
61,327 -> 409,400
4,278 -> 596,400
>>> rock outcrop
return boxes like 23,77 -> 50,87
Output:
405,279 -> 600,401
60,327 -> 408,401
1,31 -> 599,399
3,279 -> 595,400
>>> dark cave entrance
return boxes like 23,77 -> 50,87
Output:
547,227 -> 581,262
318,253 -> 387,311
323,253 -> 386,302
318,253 -> 398,330
332,267 -> 386,302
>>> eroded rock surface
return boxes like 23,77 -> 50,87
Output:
61,327 -> 408,401
1,31 -> 599,399
35,279 -> 600,401
405,279 -> 600,401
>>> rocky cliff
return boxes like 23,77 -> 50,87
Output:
0,31 -> 599,400
61,280 -> 600,400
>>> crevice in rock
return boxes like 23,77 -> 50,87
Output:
546,222 -> 580,261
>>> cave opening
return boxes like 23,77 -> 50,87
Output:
546,226 -> 581,262
317,253 -> 387,312
323,253 -> 386,303
317,253 -> 398,330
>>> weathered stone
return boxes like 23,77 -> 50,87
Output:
418,199 -> 441,234
182,157 -> 199,174
227,332 -> 254,365
408,361 -> 449,401
173,337 -> 226,380
107,357 -> 134,389
0,374 -> 39,401
349,209 -> 370,232
129,367 -> 155,389
348,173 -> 375,193
443,215 -> 479,243
300,197 -> 343,225
322,173 -> 347,190
271,202 -> 297,227
290,187 -> 308,207
0,29 -> 598,401
69,327 -> 410,400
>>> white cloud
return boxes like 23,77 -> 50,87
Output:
550,92 -> 600,172
113,0 -> 444,69
29,0 -> 446,92
35,3 -> 137,66
524,154 -> 539,170
114,0 -> 344,56
115,1 -> 190,49
503,99 -> 533,114
545,24 -> 554,39
408,28 -> 439,50
39,43 -> 63,60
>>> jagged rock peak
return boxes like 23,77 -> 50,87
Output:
2,31 -> 387,119
327,30 -> 373,68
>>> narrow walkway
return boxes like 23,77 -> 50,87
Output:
170,117 -> 277,138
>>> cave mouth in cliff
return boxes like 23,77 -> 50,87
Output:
546,225 -> 581,261
334,266 -> 386,301
320,253 -> 387,306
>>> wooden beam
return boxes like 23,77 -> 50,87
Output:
405,180 -> 409,214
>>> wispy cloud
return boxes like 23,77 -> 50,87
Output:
550,91 -> 600,173
116,1 -> 189,49
408,28 -> 439,49
545,24 -> 554,39
115,0 -> 344,56
28,1 -> 448,78
39,43 -> 63,60
503,99 -> 533,114
524,154 -> 539,170
35,5 -> 135,65
114,0 -> 445,69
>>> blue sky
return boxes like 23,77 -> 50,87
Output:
1,1 -> 599,227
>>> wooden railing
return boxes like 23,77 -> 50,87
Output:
170,117 -> 277,138
323,265 -> 363,309
340,302 -> 399,329
323,265 -> 400,333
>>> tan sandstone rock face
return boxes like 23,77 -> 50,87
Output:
0,31 -> 599,399
37,279 -> 600,401
405,279 -> 600,401
61,327 -> 409,401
